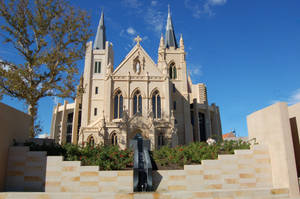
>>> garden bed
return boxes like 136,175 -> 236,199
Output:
24,140 -> 250,170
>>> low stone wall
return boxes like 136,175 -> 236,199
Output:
45,156 -> 132,193
0,102 -> 31,191
153,144 -> 273,192
5,147 -> 47,191
5,147 -> 46,191
5,144 -> 275,195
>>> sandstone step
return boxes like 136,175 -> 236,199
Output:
0,187 -> 290,199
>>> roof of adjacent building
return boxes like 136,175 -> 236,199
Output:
222,131 -> 236,139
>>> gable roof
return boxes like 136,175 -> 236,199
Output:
113,43 -> 163,76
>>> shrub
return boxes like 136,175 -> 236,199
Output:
153,140 -> 250,169
24,139 -> 250,170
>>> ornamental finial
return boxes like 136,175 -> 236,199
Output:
134,35 -> 142,45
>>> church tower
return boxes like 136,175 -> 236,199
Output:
158,7 -> 193,144
81,11 -> 114,127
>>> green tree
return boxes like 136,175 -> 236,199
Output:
0,0 -> 92,137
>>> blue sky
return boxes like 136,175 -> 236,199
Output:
1,0 -> 300,137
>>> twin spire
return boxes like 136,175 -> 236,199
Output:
165,5 -> 178,49
94,11 -> 106,50
93,6 -> 179,50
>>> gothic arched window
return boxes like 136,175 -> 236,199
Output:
111,132 -> 118,145
152,90 -> 161,119
158,133 -> 164,148
133,90 -> 142,114
113,90 -> 123,119
169,63 -> 177,79
88,136 -> 95,147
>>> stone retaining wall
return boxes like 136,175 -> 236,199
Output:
5,147 -> 46,191
46,156 -> 132,193
5,144 -> 275,195
153,144 -> 273,192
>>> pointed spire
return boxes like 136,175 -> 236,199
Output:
180,34 -> 184,50
165,5 -> 178,48
159,33 -> 164,48
94,11 -> 106,50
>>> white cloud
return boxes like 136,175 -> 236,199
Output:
189,65 -> 203,77
38,133 -> 49,139
151,1 -> 157,6
53,96 -> 59,105
0,59 -> 11,71
209,0 -> 227,6
185,0 -> 227,18
288,89 -> 300,105
144,7 -> 164,35
126,27 -> 136,35
142,36 -> 149,41
123,0 -> 142,9
270,88 -> 300,106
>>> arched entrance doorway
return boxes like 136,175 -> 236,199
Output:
127,128 -> 149,148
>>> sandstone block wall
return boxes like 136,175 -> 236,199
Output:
247,102 -> 300,197
0,102 -> 31,191
153,144 -> 273,192
5,144 -> 276,195
45,156 -> 133,193
5,147 -> 47,191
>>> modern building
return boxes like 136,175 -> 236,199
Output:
50,9 -> 222,149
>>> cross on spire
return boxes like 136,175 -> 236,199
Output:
134,35 -> 142,45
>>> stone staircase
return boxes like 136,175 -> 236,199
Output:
2,145 -> 294,198
0,188 -> 290,199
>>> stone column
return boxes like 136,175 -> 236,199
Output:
104,76 -> 112,121
127,74 -> 131,116
146,73 -> 149,116
204,102 -> 212,140
183,94 -> 193,144
193,99 -> 199,142
81,42 -> 93,127
50,103 -> 60,143
59,101 -> 68,145
164,79 -> 171,120
149,127 -> 155,150
71,98 -> 80,144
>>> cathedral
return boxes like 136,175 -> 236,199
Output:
50,9 -> 222,150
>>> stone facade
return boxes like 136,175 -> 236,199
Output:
50,10 -> 222,149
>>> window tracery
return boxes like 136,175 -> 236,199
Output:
113,90 -> 123,119
152,90 -> 161,119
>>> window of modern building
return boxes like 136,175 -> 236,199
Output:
66,112 -> 73,143
152,90 -> 161,119
113,90 -> 123,119
198,112 -> 206,141
95,87 -> 98,94
94,61 -> 101,73
67,112 -> 73,123
173,101 -> 176,110
94,108 -> 97,116
191,111 -> 194,125
111,132 -> 118,145
133,90 -> 142,114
